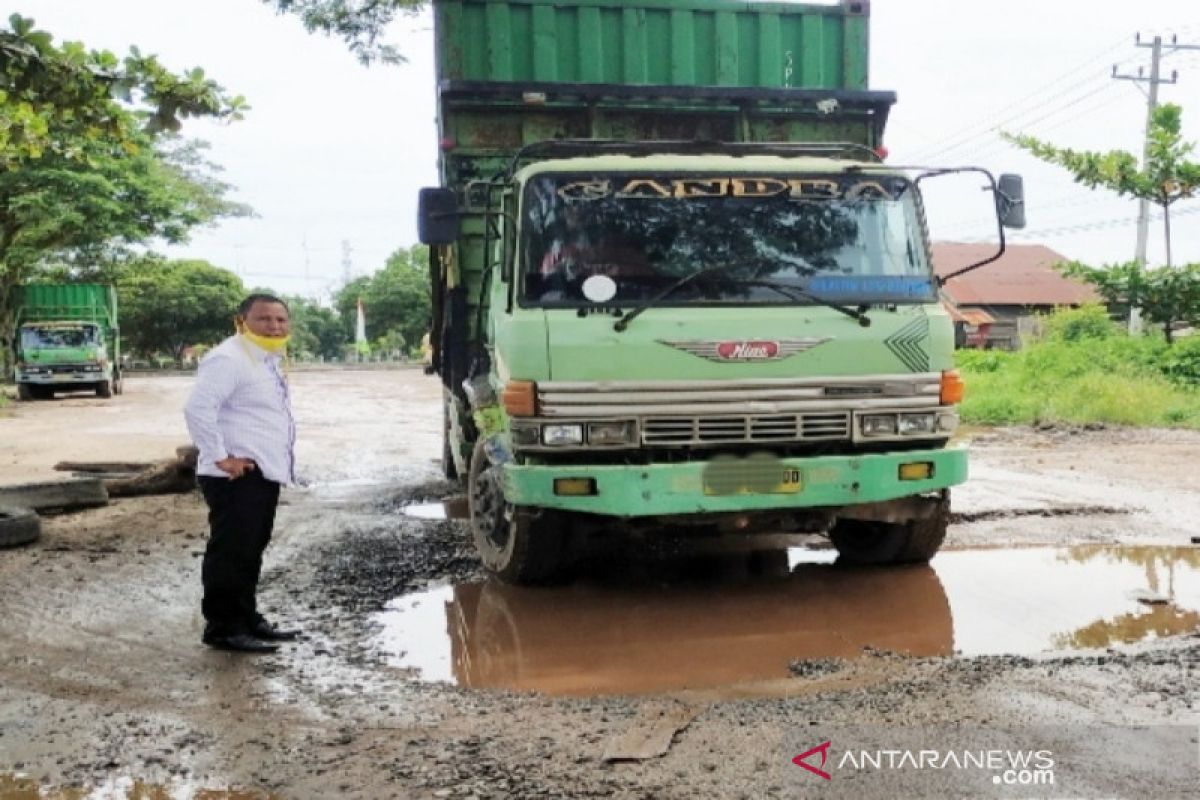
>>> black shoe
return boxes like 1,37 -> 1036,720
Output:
250,620 -> 301,642
202,632 -> 280,653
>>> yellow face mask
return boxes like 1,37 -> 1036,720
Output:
239,329 -> 290,354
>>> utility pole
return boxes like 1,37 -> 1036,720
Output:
1113,34 -> 1200,331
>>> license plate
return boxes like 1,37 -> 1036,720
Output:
774,468 -> 803,493
704,467 -> 803,495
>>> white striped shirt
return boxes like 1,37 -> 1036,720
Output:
184,335 -> 296,485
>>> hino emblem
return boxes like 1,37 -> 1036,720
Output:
660,338 -> 832,362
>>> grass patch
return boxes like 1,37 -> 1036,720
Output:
957,307 -> 1200,429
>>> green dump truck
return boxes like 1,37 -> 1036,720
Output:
12,284 -> 122,400
419,0 -> 1025,583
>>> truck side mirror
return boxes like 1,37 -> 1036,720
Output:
417,187 -> 461,245
996,174 -> 1025,230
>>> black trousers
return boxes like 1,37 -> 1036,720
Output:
198,471 -> 281,636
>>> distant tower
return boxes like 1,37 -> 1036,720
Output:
341,240 -> 353,285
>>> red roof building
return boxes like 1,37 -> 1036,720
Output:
933,243 -> 1100,348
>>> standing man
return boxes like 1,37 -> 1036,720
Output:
184,293 -> 299,653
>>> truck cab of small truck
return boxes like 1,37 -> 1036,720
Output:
419,0 -> 1024,584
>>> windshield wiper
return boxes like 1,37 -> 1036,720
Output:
612,261 -> 871,331
613,260 -> 770,332
740,279 -> 872,327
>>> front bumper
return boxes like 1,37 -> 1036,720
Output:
502,445 -> 967,516
18,371 -> 106,386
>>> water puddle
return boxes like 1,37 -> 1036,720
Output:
372,545 -> 1200,697
400,496 -> 468,520
0,773 -> 276,799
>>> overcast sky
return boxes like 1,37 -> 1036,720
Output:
18,0 -> 1200,300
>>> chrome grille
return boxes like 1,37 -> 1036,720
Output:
643,412 -> 850,445
539,374 -> 941,417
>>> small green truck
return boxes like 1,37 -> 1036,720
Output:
12,284 -> 122,400
419,0 -> 1024,583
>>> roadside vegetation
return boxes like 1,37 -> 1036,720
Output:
958,305 -> 1200,429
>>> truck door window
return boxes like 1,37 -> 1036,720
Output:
520,173 -> 935,307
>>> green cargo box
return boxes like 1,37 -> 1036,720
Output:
435,0 -> 871,90
15,284 -> 117,328
434,0 -> 893,186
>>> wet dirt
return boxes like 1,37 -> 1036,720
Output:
1,371 -> 1198,799
0,771 -> 276,799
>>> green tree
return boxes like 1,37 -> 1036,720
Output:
335,245 -> 431,351
0,15 -> 246,369
119,258 -> 245,363
286,294 -> 349,360
267,0 -> 425,64
1059,260 -> 1200,344
1003,104 -> 1200,266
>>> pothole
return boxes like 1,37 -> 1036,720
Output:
371,545 -> 1200,697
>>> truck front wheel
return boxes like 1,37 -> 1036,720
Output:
95,380 -> 113,398
829,493 -> 949,565
17,384 -> 34,401
468,438 -> 565,584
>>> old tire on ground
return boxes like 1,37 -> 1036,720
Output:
830,495 -> 949,566
0,506 -> 41,548
95,380 -> 113,398
468,438 -> 565,585
0,478 -> 109,514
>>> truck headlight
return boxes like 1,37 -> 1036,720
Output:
937,412 -> 959,433
861,414 -> 897,436
542,424 -> 584,446
587,421 -> 635,446
898,413 -> 937,435
510,423 -> 540,447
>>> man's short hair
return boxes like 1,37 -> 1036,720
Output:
238,293 -> 290,317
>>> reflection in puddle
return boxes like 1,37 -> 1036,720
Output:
0,773 -> 276,800
938,545 -> 1200,656
377,556 -> 954,695
373,545 -> 1200,697
400,496 -> 468,521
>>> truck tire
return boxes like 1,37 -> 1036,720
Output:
0,506 -> 40,548
96,380 -> 113,398
468,438 -> 565,584
17,384 -> 34,401
0,478 -> 109,514
830,494 -> 949,566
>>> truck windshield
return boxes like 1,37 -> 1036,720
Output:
521,172 -> 935,307
21,325 -> 99,349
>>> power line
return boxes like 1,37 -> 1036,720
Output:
910,36 -> 1131,161
943,82 -> 1122,166
953,203 -> 1200,241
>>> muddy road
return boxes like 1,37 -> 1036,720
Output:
0,370 -> 1197,798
